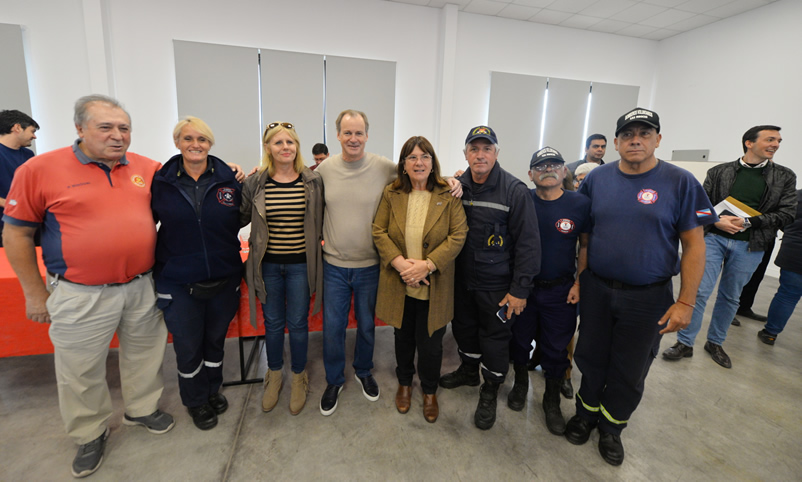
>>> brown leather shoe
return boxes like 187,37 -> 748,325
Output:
395,385 -> 412,414
423,393 -> 439,423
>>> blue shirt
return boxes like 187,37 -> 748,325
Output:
0,143 -> 35,230
531,189 -> 591,281
579,160 -> 716,285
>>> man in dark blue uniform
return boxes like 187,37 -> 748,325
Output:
566,108 -> 716,465
439,125 -> 540,430
508,147 -> 590,436
0,109 -> 39,247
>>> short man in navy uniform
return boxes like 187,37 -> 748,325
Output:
439,125 -> 540,430
507,146 -> 590,436
565,108 -> 715,465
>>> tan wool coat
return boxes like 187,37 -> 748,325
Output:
372,183 -> 468,335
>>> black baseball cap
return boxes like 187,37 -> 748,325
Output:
465,125 -> 498,145
530,146 -> 565,169
615,108 -> 660,136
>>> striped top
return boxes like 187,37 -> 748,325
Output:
264,175 -> 306,264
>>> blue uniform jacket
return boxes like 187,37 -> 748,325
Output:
152,154 -> 242,285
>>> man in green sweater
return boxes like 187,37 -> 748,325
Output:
663,125 -> 797,368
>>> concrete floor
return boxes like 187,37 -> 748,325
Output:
1,275 -> 801,481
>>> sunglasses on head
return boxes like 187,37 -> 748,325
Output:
267,122 -> 294,130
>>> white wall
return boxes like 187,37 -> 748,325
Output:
449,11 -> 658,177
654,0 -> 801,177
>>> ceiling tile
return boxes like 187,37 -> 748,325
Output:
642,0 -> 686,7
546,0 -> 598,14
497,4 -> 542,20
612,2 -> 667,22
639,7 -> 696,27
529,8 -> 573,24
560,13 -> 604,28
579,0 -> 639,18
667,13 -> 719,31
512,0 -> 554,7
464,0 -> 508,15
586,18 -> 631,32
674,0 -> 732,14
615,23 -> 658,36
640,27 -> 681,39
705,0 -> 775,18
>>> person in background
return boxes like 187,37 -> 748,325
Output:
566,134 -> 606,175
241,122 -> 323,416
310,142 -> 328,170
373,136 -> 467,423
0,109 -> 39,247
573,162 -> 598,190
757,189 -> 802,346
151,116 -> 243,431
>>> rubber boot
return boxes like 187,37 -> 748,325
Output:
543,377 -> 566,435
474,380 -> 500,430
507,364 -> 529,411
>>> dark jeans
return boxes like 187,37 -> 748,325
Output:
452,278 -> 513,383
157,274 -> 240,408
510,279 -> 577,379
574,270 -> 672,436
261,262 -> 310,373
395,296 -> 446,394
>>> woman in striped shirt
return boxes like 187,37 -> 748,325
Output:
241,123 -> 324,415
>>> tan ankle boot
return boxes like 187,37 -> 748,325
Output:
262,369 -> 283,412
289,370 -> 309,415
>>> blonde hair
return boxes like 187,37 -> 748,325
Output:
173,116 -> 215,146
260,124 -> 306,176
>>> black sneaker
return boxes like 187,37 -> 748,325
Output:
122,409 -> 175,434
320,384 -> 343,416
737,308 -> 768,322
71,428 -> 109,478
354,373 -> 380,401
757,329 -> 777,345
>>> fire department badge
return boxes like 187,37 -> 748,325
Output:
217,187 -> 235,207
556,218 -> 575,233
637,189 -> 658,205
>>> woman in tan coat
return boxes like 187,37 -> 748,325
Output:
373,136 -> 467,423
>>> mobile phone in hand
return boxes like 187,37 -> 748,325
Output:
496,303 -> 509,322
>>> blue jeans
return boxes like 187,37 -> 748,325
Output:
322,261 -> 379,386
262,262 -> 310,373
765,269 -> 802,336
678,234 -> 763,347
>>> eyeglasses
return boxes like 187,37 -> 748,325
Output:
532,162 -> 564,172
405,154 -> 433,163
267,122 -> 294,130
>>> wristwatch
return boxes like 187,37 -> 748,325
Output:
742,217 -> 752,229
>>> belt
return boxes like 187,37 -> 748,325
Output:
532,276 -> 573,288
591,271 -> 670,290
48,269 -> 152,288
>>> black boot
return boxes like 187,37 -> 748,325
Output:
507,364 -> 529,411
542,378 -> 566,435
439,363 -> 480,389
474,380 -> 500,430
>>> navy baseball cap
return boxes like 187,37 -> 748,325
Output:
530,146 -> 565,169
615,107 -> 660,136
465,125 -> 498,145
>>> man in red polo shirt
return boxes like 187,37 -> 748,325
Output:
3,95 -> 173,478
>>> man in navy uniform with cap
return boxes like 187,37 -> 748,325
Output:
507,146 -> 590,436
566,108 -> 715,465
439,125 -> 540,430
